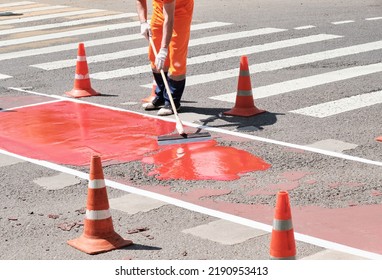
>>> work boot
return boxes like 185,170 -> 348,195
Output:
142,96 -> 165,110
157,104 -> 181,116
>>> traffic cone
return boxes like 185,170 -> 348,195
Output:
66,43 -> 99,98
141,79 -> 157,103
269,191 -> 296,260
224,56 -> 265,117
67,155 -> 132,254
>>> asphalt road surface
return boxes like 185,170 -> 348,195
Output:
1,0 -> 382,270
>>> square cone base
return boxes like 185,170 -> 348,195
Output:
67,232 -> 133,255
223,107 -> 265,117
66,88 -> 100,98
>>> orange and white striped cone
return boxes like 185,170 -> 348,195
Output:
269,191 -> 296,260
66,43 -> 99,98
141,79 -> 157,103
224,56 -> 265,117
67,155 -> 132,254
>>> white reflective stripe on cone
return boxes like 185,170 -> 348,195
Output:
236,90 -> 253,96
88,179 -> 105,189
272,219 -> 293,231
77,56 -> 87,61
86,209 -> 111,220
75,73 -> 89,79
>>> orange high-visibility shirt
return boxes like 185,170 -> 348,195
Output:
150,0 -> 194,79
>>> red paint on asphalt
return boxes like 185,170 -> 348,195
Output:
0,101 -> 174,165
139,182 -> 382,254
0,100 -> 271,180
142,142 -> 271,180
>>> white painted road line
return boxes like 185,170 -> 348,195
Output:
294,25 -> 316,30
32,27 -> 285,70
0,13 -> 137,35
0,22 -> 232,62
331,20 -> 355,25
5,5 -> 68,14
365,17 -> 382,21
0,9 -> 105,25
0,1 -> 34,8
210,62 -> 382,102
160,39 -> 382,88
290,90 -> 382,118
91,34 -> 340,80
0,21 -> 140,47
0,73 -> 12,80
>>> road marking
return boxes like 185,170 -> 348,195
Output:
91,34 -> 340,80
32,27 -> 285,70
331,20 -> 355,25
2,88 -> 382,260
365,17 -> 382,21
156,39 -> 382,88
0,73 -> 12,79
0,1 -> 35,8
0,13 -> 137,35
0,9 -> 105,25
0,22 -> 232,62
0,21 -> 231,48
210,62 -> 382,102
290,90 -> 382,118
294,25 -> 316,30
3,5 -> 68,14
0,22 -> 140,47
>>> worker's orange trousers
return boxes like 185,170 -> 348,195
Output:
149,0 -> 194,80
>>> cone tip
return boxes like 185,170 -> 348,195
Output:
90,154 -> 104,180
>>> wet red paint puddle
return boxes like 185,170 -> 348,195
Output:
142,142 -> 271,180
0,101 -> 271,180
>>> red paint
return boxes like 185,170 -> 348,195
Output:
248,181 -> 300,196
0,101 -> 174,165
328,182 -> 365,188
142,142 -> 271,180
139,182 -> 382,254
279,171 -> 312,181
0,100 -> 271,180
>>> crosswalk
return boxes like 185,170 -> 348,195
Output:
1,1 -> 382,119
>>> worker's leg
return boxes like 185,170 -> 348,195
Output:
157,0 -> 194,115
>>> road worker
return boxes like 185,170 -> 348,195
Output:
136,0 -> 194,116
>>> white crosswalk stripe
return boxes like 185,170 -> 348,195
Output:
0,21 -> 231,48
0,1 -> 34,8
1,13 -> 137,35
90,34 -> 340,80
0,73 -> 12,80
143,39 -> 382,88
3,5 -> 68,14
0,22 -> 140,47
0,22 -> 232,62
291,90 -> 382,118
0,9 -> 105,25
32,27 -> 285,71
210,62 -> 382,102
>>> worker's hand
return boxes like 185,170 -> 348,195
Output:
155,47 -> 168,70
140,21 -> 151,40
